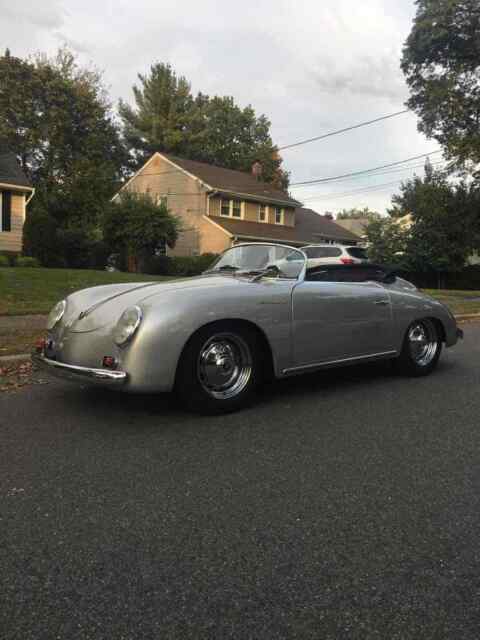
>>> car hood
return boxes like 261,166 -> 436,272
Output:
62,274 -> 252,332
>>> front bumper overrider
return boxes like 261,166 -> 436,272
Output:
32,352 -> 127,387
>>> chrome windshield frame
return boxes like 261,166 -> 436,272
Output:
206,243 -> 308,282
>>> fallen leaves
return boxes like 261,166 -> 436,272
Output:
0,359 -> 48,393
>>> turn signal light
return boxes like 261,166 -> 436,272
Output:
35,338 -> 46,353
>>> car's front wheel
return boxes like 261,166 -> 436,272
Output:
395,318 -> 442,376
175,323 -> 263,414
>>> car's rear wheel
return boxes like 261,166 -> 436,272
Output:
395,318 -> 442,376
175,323 -> 263,414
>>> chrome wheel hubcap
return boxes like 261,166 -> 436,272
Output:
408,320 -> 438,367
198,333 -> 252,399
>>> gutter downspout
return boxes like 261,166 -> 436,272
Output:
26,188 -> 35,206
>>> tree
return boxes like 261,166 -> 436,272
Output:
336,207 -> 381,221
0,48 -> 128,265
388,166 -> 478,276
402,0 -> 480,168
102,191 -> 181,270
365,217 -> 408,265
119,63 -> 289,188
118,63 -> 193,162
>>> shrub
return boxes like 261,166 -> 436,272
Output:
0,255 -> 10,267
142,253 -> 218,277
16,256 -> 40,268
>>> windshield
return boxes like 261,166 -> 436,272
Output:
207,244 -> 306,279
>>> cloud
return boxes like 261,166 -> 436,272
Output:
0,0 -> 431,213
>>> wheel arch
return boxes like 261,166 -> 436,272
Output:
174,318 -> 276,387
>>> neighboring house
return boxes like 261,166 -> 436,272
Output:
113,152 -> 360,256
335,217 -> 372,244
0,151 -> 34,255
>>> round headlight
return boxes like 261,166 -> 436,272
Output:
113,306 -> 142,346
46,299 -> 66,330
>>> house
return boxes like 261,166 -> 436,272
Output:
0,151 -> 34,255
334,217 -> 371,245
113,152 -> 360,257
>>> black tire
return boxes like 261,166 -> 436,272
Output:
395,318 -> 442,377
175,322 -> 264,414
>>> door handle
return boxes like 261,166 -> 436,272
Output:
374,300 -> 389,306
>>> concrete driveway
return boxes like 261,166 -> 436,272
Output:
2,325 -> 480,638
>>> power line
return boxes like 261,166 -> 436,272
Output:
295,159 -> 447,190
278,109 -> 410,151
290,151 -> 442,187
300,178 -> 406,202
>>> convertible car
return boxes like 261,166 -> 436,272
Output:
34,243 -> 463,414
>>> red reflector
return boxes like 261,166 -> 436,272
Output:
103,356 -> 117,369
35,338 -> 46,353
340,258 -> 354,265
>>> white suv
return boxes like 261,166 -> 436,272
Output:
301,244 -> 368,267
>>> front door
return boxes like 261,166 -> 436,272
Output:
291,279 -> 394,368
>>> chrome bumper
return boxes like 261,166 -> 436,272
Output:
32,352 -> 127,387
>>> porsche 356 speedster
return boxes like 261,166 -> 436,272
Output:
34,243 -> 463,413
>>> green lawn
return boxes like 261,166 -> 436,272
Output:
0,267 -> 172,316
423,289 -> 480,316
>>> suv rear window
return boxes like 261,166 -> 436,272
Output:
346,247 -> 368,260
304,246 -> 342,258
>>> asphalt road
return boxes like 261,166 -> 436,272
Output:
2,325 -> 480,639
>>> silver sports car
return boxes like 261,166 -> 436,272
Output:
34,243 -> 463,413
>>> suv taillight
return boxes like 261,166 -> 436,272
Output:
340,257 -> 354,265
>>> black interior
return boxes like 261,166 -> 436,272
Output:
305,263 -> 396,284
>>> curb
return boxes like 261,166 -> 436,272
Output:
455,313 -> 480,322
0,353 -> 31,364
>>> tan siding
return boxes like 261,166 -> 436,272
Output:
123,154 -> 208,256
198,217 -> 231,254
0,193 -> 26,253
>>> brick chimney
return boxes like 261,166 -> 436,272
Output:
251,161 -> 263,181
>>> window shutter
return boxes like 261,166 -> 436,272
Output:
2,191 -> 12,232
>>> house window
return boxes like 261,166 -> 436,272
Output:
220,198 -> 244,218
155,238 -> 167,256
274,206 -> 284,225
221,198 -> 231,217
232,199 -> 242,218
258,204 -> 267,222
0,191 -> 12,232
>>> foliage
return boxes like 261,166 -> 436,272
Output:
388,165 -> 479,273
365,218 -> 408,265
143,253 -> 218,276
119,62 -> 289,188
15,257 -> 39,268
402,0 -> 480,168
336,207 -> 381,221
0,48 -> 128,266
102,191 -> 181,266
0,256 -> 10,267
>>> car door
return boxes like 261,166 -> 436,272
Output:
291,266 -> 395,368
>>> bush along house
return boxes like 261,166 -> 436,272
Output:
0,150 -> 34,257
112,152 -> 360,258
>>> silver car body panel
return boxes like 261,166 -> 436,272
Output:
37,244 -> 460,393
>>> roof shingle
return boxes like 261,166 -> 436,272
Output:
0,151 -> 32,189
162,153 -> 300,207
209,207 -> 361,245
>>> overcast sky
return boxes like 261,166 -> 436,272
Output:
0,0 -> 440,215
